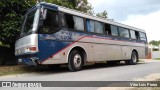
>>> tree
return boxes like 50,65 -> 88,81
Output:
0,0 -> 94,65
46,0 -> 94,14
96,10 -> 108,19
0,0 -> 36,46
0,0 -> 36,65
149,40 -> 160,46
0,0 -> 94,47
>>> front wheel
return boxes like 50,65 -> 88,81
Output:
68,50 -> 84,72
125,51 -> 138,65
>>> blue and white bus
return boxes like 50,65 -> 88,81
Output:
15,2 -> 148,71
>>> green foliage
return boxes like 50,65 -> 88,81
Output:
0,41 -> 10,47
0,0 -> 36,45
154,58 -> 160,60
46,0 -> 94,14
96,10 -> 108,19
0,0 -> 94,46
149,40 -> 160,46
0,0 -> 95,65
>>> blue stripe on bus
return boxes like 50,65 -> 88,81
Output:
38,39 -> 70,62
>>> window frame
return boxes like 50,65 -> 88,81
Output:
73,15 -> 85,31
64,13 -> 86,32
130,29 -> 137,40
118,27 -> 130,38
94,21 -> 104,34
86,19 -> 105,35
110,25 -> 119,37
38,8 -> 61,34
139,32 -> 147,41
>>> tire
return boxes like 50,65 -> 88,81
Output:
68,50 -> 84,72
125,51 -> 138,65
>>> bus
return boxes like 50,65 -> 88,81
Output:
15,2 -> 148,71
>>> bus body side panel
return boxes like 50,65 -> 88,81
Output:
39,30 -> 147,65
39,30 -> 96,64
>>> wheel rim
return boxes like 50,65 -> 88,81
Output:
73,54 -> 82,68
132,53 -> 137,63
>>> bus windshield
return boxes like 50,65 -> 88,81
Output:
21,8 -> 40,36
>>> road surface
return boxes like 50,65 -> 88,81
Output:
0,60 -> 160,90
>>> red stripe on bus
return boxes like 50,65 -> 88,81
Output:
41,36 -> 145,64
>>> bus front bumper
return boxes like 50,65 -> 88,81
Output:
16,54 -> 41,65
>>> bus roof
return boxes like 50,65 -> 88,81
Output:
39,2 -> 145,32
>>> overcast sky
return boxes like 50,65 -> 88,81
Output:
88,0 -> 160,42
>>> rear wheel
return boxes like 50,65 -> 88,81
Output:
125,51 -> 138,65
68,50 -> 84,71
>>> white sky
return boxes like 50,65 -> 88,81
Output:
88,0 -> 160,42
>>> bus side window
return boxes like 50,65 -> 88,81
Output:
86,19 -> 95,33
65,14 -> 84,31
119,27 -> 130,38
64,14 -> 74,29
86,19 -> 103,34
111,25 -> 119,36
130,30 -> 136,39
94,21 -> 104,34
73,16 -> 84,31
105,24 -> 111,35
41,10 -> 59,33
135,31 -> 139,40
139,32 -> 147,41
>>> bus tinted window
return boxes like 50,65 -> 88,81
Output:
105,24 -> 111,35
119,27 -> 130,38
139,32 -> 147,41
65,14 -> 74,29
86,19 -> 94,32
130,30 -> 136,39
42,10 -> 59,33
65,14 -> 84,31
73,16 -> 84,31
111,25 -> 118,36
86,19 -> 104,34
95,21 -> 104,34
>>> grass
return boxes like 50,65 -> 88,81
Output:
154,58 -> 160,60
0,65 -> 51,76
0,65 -> 32,76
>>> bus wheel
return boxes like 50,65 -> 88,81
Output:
68,50 -> 83,72
125,51 -> 138,65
